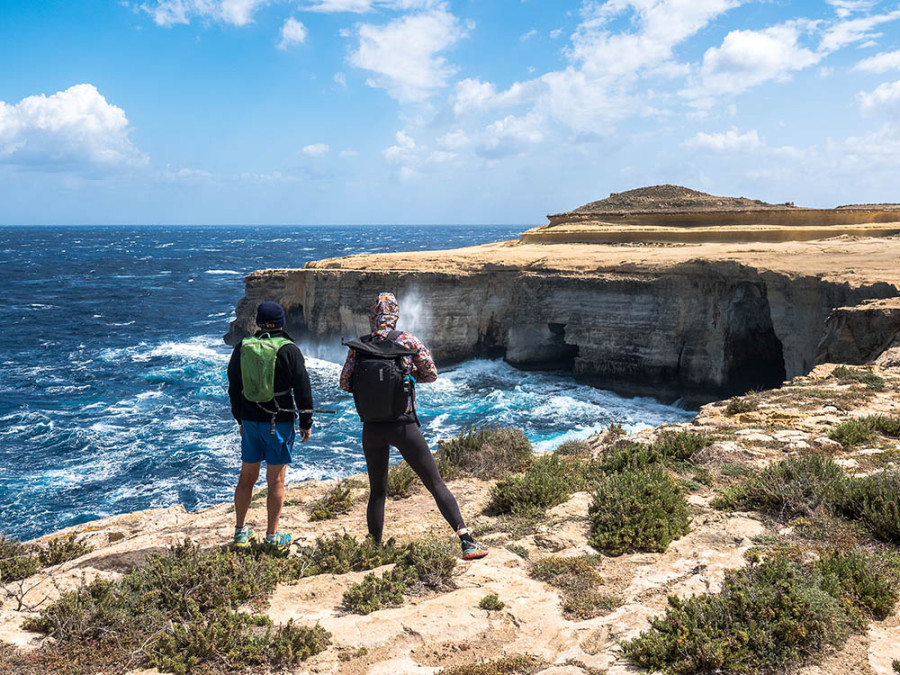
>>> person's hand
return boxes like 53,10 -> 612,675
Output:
299,428 -> 311,443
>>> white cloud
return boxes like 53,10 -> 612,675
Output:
302,143 -> 330,156
437,129 -> 469,149
520,29 -> 537,42
859,80 -> 900,113
339,149 -> 358,157
0,84 -> 147,171
140,0 -> 269,26
334,72 -> 347,87
685,23 -> 820,103
827,0 -> 878,18
349,9 -> 467,102
683,128 -> 762,152
302,0 -> 439,13
854,50 -> 900,73
550,28 -> 563,39
819,9 -> 900,53
278,17 -> 307,49
382,130 -> 416,163
477,113 -> 544,159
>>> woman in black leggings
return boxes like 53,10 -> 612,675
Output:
340,293 -> 488,560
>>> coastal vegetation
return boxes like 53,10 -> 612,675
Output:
309,481 -> 354,521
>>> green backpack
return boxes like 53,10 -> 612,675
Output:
240,334 -> 293,402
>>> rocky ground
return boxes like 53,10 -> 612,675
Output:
2,349 -> 899,674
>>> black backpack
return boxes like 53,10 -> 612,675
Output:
342,331 -> 418,423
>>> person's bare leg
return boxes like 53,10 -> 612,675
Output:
234,462 -> 261,528
266,463 -> 287,536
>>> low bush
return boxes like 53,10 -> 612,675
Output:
832,365 -> 885,390
870,415 -> 900,438
738,455 -> 848,519
309,482 -> 353,521
843,470 -> 900,543
830,419 -> 875,447
0,535 -> 40,582
293,533 -> 403,576
437,427 -> 533,479
817,549 -> 900,623
38,533 -> 93,567
342,536 -> 457,614
342,566 -> 417,615
588,466 -> 691,556
479,593 -> 505,611
554,440 -> 592,457
487,455 -> 572,516
439,654 -> 541,675
387,461 -> 420,498
622,551 -> 855,674
23,539 -> 331,672
531,555 -> 617,620
599,431 -> 709,474
505,544 -> 529,559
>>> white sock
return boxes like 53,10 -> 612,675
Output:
265,532 -> 277,544
235,525 -> 248,536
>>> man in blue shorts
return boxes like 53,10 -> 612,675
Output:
227,301 -> 313,550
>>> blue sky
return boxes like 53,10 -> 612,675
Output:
1,0 -> 900,224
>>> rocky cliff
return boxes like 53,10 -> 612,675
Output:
226,237 -> 900,405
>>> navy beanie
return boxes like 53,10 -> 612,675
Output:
256,301 -> 286,328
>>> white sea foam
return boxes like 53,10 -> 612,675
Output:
205,269 -> 242,275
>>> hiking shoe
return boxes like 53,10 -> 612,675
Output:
265,532 -> 293,551
233,528 -> 255,549
461,539 -> 488,560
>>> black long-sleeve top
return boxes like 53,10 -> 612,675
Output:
227,330 -> 314,430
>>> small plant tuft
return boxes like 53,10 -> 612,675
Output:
38,534 -> 93,567
487,455 -> 572,516
725,395 -> 758,415
505,544 -> 529,559
387,461 -> 420,499
832,365 -> 885,390
554,440 -> 592,457
531,555 -> 617,619
439,654 -> 541,675
309,481 -> 353,521
479,593 -> 505,611
829,419 -> 875,447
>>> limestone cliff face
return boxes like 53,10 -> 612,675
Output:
816,298 -> 900,365
226,260 -> 895,404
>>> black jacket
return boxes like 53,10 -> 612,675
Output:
227,330 -> 314,429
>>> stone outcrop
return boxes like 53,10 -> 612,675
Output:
817,297 -> 900,365
226,237 -> 900,405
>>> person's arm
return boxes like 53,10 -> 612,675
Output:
226,346 -> 243,423
399,333 -> 437,383
288,346 -> 314,437
339,348 -> 356,392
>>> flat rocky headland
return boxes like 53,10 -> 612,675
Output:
226,186 -> 900,404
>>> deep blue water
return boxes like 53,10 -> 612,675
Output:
0,226 -> 693,541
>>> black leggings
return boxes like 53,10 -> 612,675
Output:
362,421 -> 465,543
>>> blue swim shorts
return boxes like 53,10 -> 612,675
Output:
240,420 -> 295,465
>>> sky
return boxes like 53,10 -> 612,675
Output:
1,0 -> 900,225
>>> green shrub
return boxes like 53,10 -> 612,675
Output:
599,431 -> 709,474
817,549 -> 900,623
147,610 -> 330,674
293,533 -> 403,577
0,535 -> 40,582
832,365 -> 885,390
487,455 -> 572,515
479,594 -> 505,611
693,467 -> 713,486
531,555 -> 617,620
588,467 -> 690,556
869,415 -> 900,438
653,430 -> 710,461
439,654 -> 541,675
437,426 -> 533,479
309,482 -> 353,521
894,659 -> 900,673
843,471 -> 900,543
720,463 -> 753,478
740,455 -> 848,518
829,419 -> 875,447
622,552 -> 854,674
38,533 -> 93,567
554,440 -> 592,457
342,566 -> 418,615
341,536 -> 457,614
387,461 -> 420,498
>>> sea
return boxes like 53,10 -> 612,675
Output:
0,225 -> 694,541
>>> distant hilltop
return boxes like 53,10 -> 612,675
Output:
529,184 -> 900,243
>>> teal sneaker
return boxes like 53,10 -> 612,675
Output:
233,528 -> 255,549
265,532 -> 293,551
461,539 -> 488,561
